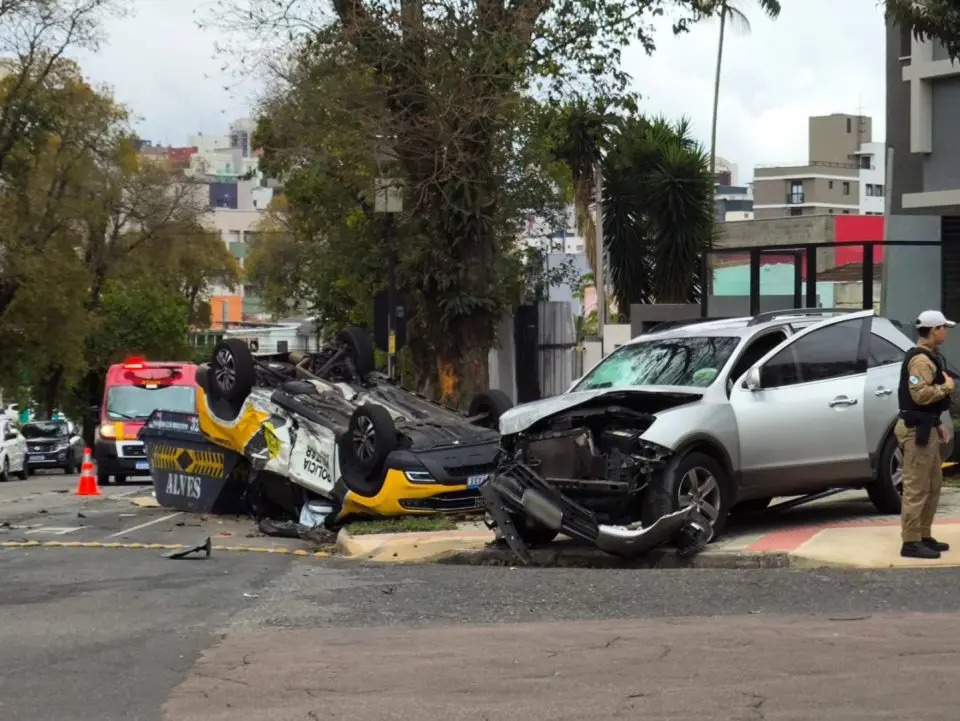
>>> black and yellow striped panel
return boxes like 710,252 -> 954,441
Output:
149,445 -> 182,471
184,449 -> 225,477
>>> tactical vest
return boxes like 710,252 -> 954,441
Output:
898,346 -> 950,415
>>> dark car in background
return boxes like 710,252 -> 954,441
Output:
22,420 -> 84,474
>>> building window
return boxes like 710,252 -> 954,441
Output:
875,184 -> 884,197
828,180 -> 834,189
842,181 -> 850,195
859,155 -> 872,169
789,207 -> 802,216
829,209 -> 834,214
788,180 -> 803,204
842,210 -> 850,214
866,184 -> 874,196
846,118 -> 852,133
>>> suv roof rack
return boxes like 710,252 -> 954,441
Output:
746,308 -> 856,327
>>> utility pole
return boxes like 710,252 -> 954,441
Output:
594,162 -> 606,356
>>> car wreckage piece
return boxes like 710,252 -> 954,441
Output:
140,327 -> 514,531
480,392 -> 713,562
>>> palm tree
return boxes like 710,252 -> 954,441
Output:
603,115 -> 716,310
549,97 -> 620,276
708,0 -> 781,178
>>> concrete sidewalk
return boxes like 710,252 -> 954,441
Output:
335,487 -> 960,570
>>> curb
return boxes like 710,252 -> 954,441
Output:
334,527 -> 794,569
0,540 -> 331,558
432,545 -> 794,570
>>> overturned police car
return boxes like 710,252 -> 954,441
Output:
140,327 -> 515,529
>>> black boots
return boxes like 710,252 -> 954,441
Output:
901,541 -> 941,559
900,536 -> 949,559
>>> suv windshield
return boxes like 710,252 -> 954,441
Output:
574,336 -> 742,390
105,385 -> 196,420
21,421 -> 68,438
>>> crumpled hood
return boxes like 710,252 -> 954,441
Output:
498,387 -> 703,436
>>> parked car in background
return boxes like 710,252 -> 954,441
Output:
22,419 -> 84,474
0,418 -> 28,481
483,308 -> 950,560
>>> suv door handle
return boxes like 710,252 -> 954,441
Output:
874,387 -> 894,397
828,396 -> 859,407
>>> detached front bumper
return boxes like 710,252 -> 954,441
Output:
479,461 -> 711,563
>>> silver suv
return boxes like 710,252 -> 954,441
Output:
482,309 -> 955,558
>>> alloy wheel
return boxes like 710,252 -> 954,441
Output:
214,348 -> 236,391
677,466 -> 722,525
352,416 -> 377,462
891,446 -> 903,495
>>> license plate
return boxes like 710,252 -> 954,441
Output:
466,473 -> 489,489
136,461 -> 149,470
28,454 -> 44,461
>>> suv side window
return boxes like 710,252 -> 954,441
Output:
761,318 -> 865,388
868,334 -> 905,367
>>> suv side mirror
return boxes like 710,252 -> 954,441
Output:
744,366 -> 762,391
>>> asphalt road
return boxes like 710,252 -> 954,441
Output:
6,475 -> 960,720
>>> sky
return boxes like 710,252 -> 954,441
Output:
71,0 -> 888,185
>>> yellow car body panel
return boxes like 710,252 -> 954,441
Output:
334,468 -> 472,521
194,385 -> 269,455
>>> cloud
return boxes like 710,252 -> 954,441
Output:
67,0 -> 887,182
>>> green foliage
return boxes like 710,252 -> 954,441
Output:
885,0 -> 960,60
86,280 -> 191,368
603,115 -> 716,312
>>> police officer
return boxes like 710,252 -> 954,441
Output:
897,309 -> 956,559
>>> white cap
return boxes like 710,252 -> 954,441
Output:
915,310 -> 956,328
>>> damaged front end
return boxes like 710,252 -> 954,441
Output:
482,391 -> 712,562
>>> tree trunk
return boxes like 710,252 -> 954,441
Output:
709,6 -> 727,178
41,365 -> 64,419
436,316 -> 490,410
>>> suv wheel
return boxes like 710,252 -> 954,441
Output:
867,433 -> 902,515
644,451 -> 732,541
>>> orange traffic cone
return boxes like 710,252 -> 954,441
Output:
75,447 -> 101,496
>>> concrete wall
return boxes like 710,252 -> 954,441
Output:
882,214 -> 945,344
810,114 -> 872,164
715,215 -> 834,248
924,77 -> 960,193
886,22 -> 924,214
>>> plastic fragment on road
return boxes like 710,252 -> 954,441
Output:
163,536 -> 212,559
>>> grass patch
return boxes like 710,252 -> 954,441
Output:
345,515 -> 460,535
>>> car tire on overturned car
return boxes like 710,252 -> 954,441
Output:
467,389 -> 514,430
210,338 -> 257,403
336,326 -> 375,379
340,403 -> 398,478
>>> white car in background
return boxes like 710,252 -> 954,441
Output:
0,418 -> 28,481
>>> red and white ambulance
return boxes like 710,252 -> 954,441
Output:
92,357 -> 198,484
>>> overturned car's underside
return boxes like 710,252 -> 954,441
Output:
481,394 -> 712,562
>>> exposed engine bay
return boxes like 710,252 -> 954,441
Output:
482,393 -> 711,562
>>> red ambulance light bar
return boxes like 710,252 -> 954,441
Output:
123,357 -> 146,370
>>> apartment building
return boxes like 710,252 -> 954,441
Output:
882,21 -> 960,359
752,114 -> 885,219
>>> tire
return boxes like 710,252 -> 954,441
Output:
467,390 -> 514,430
643,451 -> 732,541
0,457 -> 8,483
16,463 -> 28,480
867,433 -> 902,514
510,513 -> 559,547
341,404 -> 397,475
336,327 -> 375,379
210,338 -> 257,403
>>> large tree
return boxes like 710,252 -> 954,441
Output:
211,0 -> 714,406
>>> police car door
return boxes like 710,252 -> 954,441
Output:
287,419 -> 338,497
731,310 -> 873,494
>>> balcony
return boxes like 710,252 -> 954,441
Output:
786,192 -> 805,205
